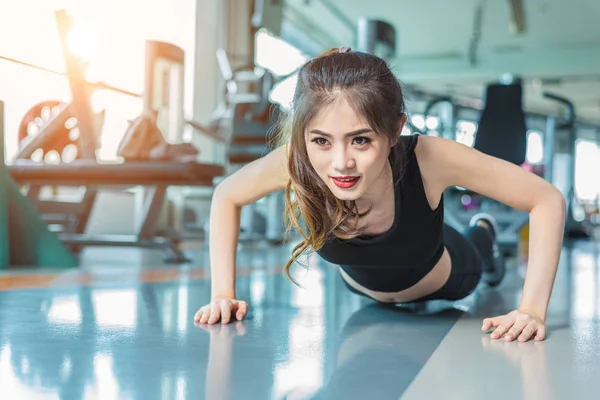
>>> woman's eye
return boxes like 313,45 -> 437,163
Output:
312,138 -> 329,146
353,136 -> 371,145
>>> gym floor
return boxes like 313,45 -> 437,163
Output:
0,240 -> 599,400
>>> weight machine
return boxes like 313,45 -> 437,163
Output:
421,78 -> 581,254
7,9 -> 224,263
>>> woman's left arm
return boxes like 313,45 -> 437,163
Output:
419,136 -> 566,340
518,194 -> 566,322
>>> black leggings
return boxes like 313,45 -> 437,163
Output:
343,223 -> 495,303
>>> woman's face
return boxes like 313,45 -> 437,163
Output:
305,98 -> 396,203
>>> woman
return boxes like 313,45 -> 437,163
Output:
194,47 -> 566,343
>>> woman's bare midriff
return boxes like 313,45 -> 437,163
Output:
338,247 -> 452,303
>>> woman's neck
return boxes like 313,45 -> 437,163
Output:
355,162 -> 395,216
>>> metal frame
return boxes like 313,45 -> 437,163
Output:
190,47 -> 288,244
17,10 -> 103,162
7,8 -> 229,262
421,92 -> 532,252
10,159 -> 224,262
24,183 -> 189,263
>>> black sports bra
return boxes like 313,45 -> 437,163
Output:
316,135 -> 445,292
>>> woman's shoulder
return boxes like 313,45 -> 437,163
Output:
411,135 -> 470,190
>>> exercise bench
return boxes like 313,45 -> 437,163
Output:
9,160 -> 224,263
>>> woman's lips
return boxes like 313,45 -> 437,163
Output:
331,176 -> 360,188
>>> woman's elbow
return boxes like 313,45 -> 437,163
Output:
536,188 -> 567,220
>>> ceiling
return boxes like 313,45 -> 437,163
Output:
282,0 -> 600,125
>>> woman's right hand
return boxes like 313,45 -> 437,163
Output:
194,297 -> 249,325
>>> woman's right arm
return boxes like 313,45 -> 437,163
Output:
195,145 -> 290,324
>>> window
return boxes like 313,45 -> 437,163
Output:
411,115 -> 425,131
0,0 -> 196,162
526,130 -> 544,165
425,116 -> 440,137
270,74 -> 300,111
255,29 -> 309,77
456,120 -> 477,147
574,139 -> 600,202
255,29 -> 309,112
408,114 -> 439,136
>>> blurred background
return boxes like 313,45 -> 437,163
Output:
1,2 -> 600,399
1,0 -> 599,263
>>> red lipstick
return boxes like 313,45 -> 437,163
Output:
331,176 -> 360,188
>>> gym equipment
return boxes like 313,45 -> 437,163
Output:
190,47 -> 286,243
9,9 -> 225,262
190,47 -> 279,164
0,100 -> 78,269
142,40 -> 187,148
15,10 -> 101,162
410,96 -> 455,138
17,100 -> 95,164
540,91 -> 580,238
213,47 -> 279,164
443,78 -> 530,252
441,78 -> 584,252
117,110 -> 198,163
357,18 -> 396,61
12,9 -> 108,243
10,159 -> 222,262
252,0 -> 284,36
473,79 -> 527,165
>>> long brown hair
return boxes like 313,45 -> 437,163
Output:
274,47 -> 408,284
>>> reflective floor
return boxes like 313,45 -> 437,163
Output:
1,240 -> 599,399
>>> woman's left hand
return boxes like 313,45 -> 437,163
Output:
482,309 -> 546,342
